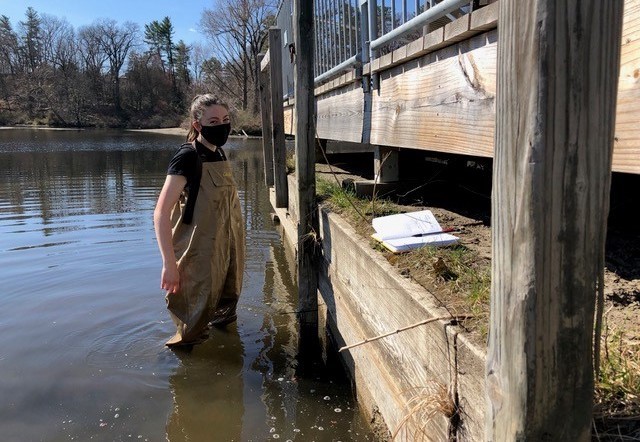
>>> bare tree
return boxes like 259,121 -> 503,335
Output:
124,49 -> 169,114
77,24 -> 109,106
200,0 -> 275,112
190,42 -> 214,89
40,15 -> 77,73
93,19 -> 139,113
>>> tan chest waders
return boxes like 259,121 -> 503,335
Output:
165,159 -> 245,346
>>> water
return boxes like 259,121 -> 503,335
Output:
0,129 -> 373,442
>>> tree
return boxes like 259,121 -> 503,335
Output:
0,15 -> 19,111
190,42 -> 214,88
144,17 -> 175,73
40,15 -> 77,72
0,15 -> 19,75
200,0 -> 276,112
93,19 -> 139,114
201,56 -> 242,102
144,17 -> 180,106
174,40 -> 191,103
144,20 -> 166,73
18,7 -> 43,73
38,15 -> 83,126
124,49 -> 169,114
77,24 -> 109,106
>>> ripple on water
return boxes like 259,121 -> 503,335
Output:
82,320 -> 177,389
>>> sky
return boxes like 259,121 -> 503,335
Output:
1,0 -> 215,46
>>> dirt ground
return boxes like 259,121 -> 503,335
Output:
423,205 -> 640,343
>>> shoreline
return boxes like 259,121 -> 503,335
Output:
128,127 -> 188,136
0,126 -> 261,139
0,126 -> 85,131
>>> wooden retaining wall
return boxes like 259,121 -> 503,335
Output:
270,176 -> 486,441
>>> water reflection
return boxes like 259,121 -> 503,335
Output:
0,129 -> 372,441
166,327 -> 245,441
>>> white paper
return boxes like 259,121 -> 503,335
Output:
372,210 -> 441,240
371,210 -> 458,253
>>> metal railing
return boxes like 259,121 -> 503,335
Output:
275,0 -> 479,90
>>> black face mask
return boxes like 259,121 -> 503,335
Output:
200,123 -> 231,147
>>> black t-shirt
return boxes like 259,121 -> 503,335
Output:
167,141 -> 227,186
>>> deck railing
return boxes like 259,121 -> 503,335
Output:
275,0 -> 481,92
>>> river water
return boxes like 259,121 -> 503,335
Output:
0,129 -> 372,442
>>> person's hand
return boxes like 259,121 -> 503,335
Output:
161,262 -> 180,294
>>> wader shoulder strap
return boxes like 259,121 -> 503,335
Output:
179,143 -> 202,225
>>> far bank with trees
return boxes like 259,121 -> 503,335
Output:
0,1 -> 276,133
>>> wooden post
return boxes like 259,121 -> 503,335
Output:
293,0 -> 318,333
258,53 -> 274,187
374,146 -> 399,183
486,1 -> 624,441
269,27 -> 288,208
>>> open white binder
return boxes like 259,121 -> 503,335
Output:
371,209 -> 458,253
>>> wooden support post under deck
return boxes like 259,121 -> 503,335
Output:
293,0 -> 319,332
269,27 -> 288,208
486,1 -> 624,440
374,146 -> 399,183
258,53 -> 274,187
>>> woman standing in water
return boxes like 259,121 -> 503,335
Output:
154,94 -> 245,347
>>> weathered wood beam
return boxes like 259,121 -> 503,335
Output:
486,1 -> 624,440
268,27 -> 288,208
258,53 -> 274,187
260,50 -> 270,72
293,0 -> 319,331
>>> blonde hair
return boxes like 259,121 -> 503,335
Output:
186,94 -> 230,142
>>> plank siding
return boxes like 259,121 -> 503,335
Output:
614,0 -> 640,173
316,86 -> 364,142
370,31 -> 497,158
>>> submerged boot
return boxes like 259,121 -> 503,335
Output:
209,303 -> 237,328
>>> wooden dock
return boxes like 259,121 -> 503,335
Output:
282,0 -> 640,175
262,0 -> 632,439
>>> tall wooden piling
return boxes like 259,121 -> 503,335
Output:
486,1 -> 624,440
268,27 -> 288,208
293,0 -> 318,334
258,53 -> 274,187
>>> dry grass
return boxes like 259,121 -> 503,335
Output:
593,314 -> 640,439
285,150 -> 296,174
316,177 -> 401,233
391,243 -> 491,342
392,382 -> 457,442
596,329 -> 640,415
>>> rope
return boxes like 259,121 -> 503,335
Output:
338,314 -> 474,352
